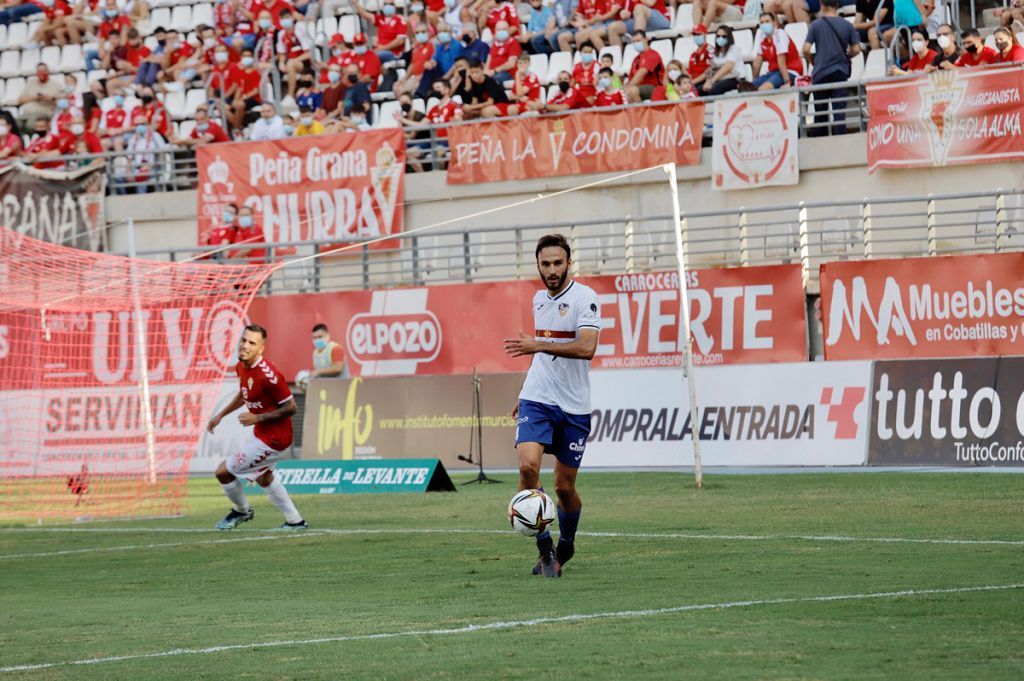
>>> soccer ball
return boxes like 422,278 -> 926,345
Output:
508,489 -> 555,536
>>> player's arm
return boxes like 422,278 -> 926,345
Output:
503,327 -> 599,360
312,348 -> 345,378
207,391 -> 245,433
238,397 -> 297,426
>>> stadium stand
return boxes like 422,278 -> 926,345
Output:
0,0 -> 1020,180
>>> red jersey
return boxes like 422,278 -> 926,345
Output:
256,0 -> 293,27
276,29 -> 310,59
42,0 -> 73,21
135,102 -> 170,137
236,356 -> 293,450
101,107 -> 129,134
193,121 -> 230,143
623,0 -> 668,19
594,89 -> 626,106
996,45 -> 1024,63
754,30 -> 803,75
207,223 -> 238,247
355,50 -> 382,89
547,85 -> 588,109
904,48 -> 937,71
214,0 -> 236,32
577,0 -> 610,20
955,46 -> 998,67
409,42 -> 434,75
689,43 -> 711,78
97,13 -> 131,38
373,14 -> 408,55
234,223 -> 267,261
487,38 -> 521,72
121,44 -> 152,68
166,43 -> 194,67
230,66 -> 262,99
572,60 -> 599,99
81,132 -> 103,153
485,1 -> 520,32
513,72 -> 542,101
426,99 -> 461,137
320,50 -> 356,82
1,132 -> 23,156
629,48 -> 663,87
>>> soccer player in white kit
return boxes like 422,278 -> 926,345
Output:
504,234 -> 600,578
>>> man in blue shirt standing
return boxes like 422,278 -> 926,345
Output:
803,0 -> 861,137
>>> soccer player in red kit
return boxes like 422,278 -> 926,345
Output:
207,324 -> 307,530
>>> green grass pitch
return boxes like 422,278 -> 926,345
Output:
1,471 -> 1022,680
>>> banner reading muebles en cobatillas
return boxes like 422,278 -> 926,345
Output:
446,102 -> 705,184
821,253 -> 1024,360
195,130 -> 404,247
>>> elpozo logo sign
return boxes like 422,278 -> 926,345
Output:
345,288 -> 442,375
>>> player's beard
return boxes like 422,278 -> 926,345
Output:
544,268 -> 568,293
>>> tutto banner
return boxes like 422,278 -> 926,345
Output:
866,66 -> 1024,172
0,165 -> 107,251
868,357 -> 1024,466
249,266 -> 808,380
712,92 -> 799,191
820,252 -> 1024,360
585,363 -> 871,466
195,130 -> 405,246
446,102 -> 704,184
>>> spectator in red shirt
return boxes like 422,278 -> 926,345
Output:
246,0 -> 294,28
232,206 -> 268,262
134,86 -> 171,137
85,0 -> 133,71
955,28 -> 998,67
32,0 -> 74,46
208,43 -> 241,97
575,0 -> 624,50
486,20 -> 522,83
71,114 -> 104,154
352,33 -> 383,90
353,0 -> 408,63
751,11 -> 803,89
511,53 -> 545,111
593,66 -> 627,106
0,114 -> 23,163
100,91 -> 133,150
572,41 -> 600,102
425,78 -> 463,140
478,0 -> 520,37
106,27 -> 152,91
394,23 -> 437,96
546,71 -> 589,110
650,59 -> 683,98
251,10 -> 278,67
178,106 -> 231,146
993,27 -> 1024,63
888,29 -> 936,74
204,203 -> 239,261
624,31 -> 663,101
225,49 -> 263,131
275,9 -> 313,100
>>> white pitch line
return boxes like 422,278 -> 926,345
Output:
3,526 -> 1022,547
1,583 -> 1020,674
0,532 -> 328,560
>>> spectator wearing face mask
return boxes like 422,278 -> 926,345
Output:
295,75 -> 323,111
105,27 -> 153,92
955,28 -> 998,67
598,53 -> 622,87
48,76 -> 81,136
624,31 -> 663,101
424,79 -> 463,168
925,23 -> 960,70
321,65 -> 348,118
323,34 -> 356,80
252,10 -> 279,67
992,27 -> 1024,63
572,42 -> 600,103
134,87 -> 171,138
888,29 -> 935,74
511,53 -> 545,112
699,26 -> 743,96
204,203 -> 239,261
459,24 -> 490,64
276,9 -> 313,100
72,114 -> 104,154
250,102 -> 287,140
351,34 -> 383,90
394,92 -> 432,171
546,71 -> 588,110
751,12 -> 803,90
352,0 -> 408,64
84,0 -> 133,71
341,103 -> 372,132
342,64 -> 374,119
593,66 -> 627,106
0,114 -> 23,163
118,114 -> 167,194
159,30 -> 196,86
394,23 -> 439,96
99,91 -> 132,150
415,21 -> 463,98
208,44 -> 242,99
224,49 -> 263,132
231,206 -> 268,262
17,65 -> 64,131
485,20 -> 522,84
178,107 -> 231,146
247,0 -> 295,29
294,105 -> 325,135
651,60 -> 684,99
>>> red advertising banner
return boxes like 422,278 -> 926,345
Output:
446,103 -> 705,184
195,130 -> 405,246
248,265 -> 807,380
821,253 -> 1024,360
866,65 -> 1024,172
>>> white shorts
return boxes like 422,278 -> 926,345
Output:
225,436 -> 287,482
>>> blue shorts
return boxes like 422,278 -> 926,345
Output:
515,399 -> 591,469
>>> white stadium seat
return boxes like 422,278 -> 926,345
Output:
19,47 -> 41,77
862,49 -> 886,81
0,51 -> 20,79
621,44 -> 638,73
545,50 -> 572,83
59,44 -> 83,73
599,44 -> 622,70
5,22 -> 27,48
40,46 -> 61,72
170,5 -> 193,32
784,21 -> 808,52
849,51 -> 865,82
674,36 -> 697,63
528,53 -> 548,82
339,14 -> 359,40
2,77 -> 24,106
178,119 -> 197,139
163,91 -> 187,120
733,29 -> 754,61
184,88 -> 208,116
377,99 -> 402,127
191,3 -> 214,28
651,38 -> 673,66
149,7 -> 172,30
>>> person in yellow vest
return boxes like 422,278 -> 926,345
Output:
296,323 -> 347,392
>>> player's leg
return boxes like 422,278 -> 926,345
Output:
549,409 -> 588,570
255,468 -> 307,529
214,459 -> 254,530
515,399 -> 559,577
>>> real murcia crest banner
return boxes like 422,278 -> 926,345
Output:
711,92 -> 799,190
446,102 -> 705,184
866,65 -> 1024,172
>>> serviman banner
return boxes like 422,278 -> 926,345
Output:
820,253 -> 1024,360
446,102 -> 704,184
195,130 -> 405,246
712,92 -> 799,190
866,66 -> 1024,172
249,266 -> 808,380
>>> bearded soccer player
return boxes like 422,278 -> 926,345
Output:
207,324 -> 308,530
503,234 -> 600,578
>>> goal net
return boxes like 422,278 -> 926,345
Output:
0,225 -> 270,523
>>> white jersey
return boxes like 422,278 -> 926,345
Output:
518,280 -> 601,415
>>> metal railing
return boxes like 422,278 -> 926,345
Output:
125,188 -> 1024,295
3,81 -> 874,191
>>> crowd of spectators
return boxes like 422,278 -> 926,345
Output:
0,0 -> 1021,176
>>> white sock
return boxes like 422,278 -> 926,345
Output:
264,478 -> 303,524
220,479 -> 251,513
